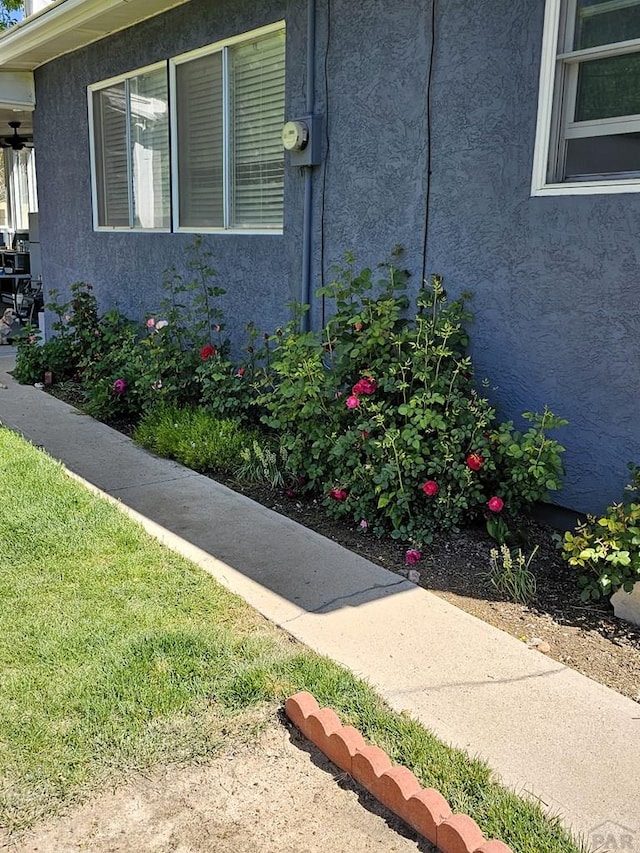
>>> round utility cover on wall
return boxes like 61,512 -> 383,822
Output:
282,120 -> 309,151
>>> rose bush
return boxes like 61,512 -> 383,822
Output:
263,252 -> 567,544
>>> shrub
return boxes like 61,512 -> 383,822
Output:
561,466 -> 640,601
39,335 -> 77,382
12,326 -> 44,384
133,405 -> 257,474
196,322 -> 272,425
12,320 -> 79,385
263,252 -> 567,543
134,237 -> 230,412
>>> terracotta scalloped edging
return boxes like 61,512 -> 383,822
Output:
285,692 -> 514,853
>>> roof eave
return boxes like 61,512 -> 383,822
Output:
0,0 -> 193,71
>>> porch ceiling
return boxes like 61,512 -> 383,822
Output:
0,0 -> 193,140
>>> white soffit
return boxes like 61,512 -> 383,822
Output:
0,0 -> 194,71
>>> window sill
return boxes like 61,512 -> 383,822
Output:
175,227 -> 284,236
94,227 -> 172,233
531,179 -> 640,197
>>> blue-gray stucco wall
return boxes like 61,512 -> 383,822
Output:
32,0 -> 640,514
426,0 -> 640,513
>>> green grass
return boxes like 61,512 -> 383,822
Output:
0,427 -> 585,852
133,404 -> 256,474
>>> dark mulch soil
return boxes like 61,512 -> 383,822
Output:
218,476 -> 640,704
44,382 -> 640,704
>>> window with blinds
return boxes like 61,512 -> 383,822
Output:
89,24 -> 285,231
175,53 -> 224,228
173,25 -> 286,231
230,32 -> 286,228
92,83 -> 129,227
91,65 -> 170,229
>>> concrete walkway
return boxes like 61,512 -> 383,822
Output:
1,351 -> 638,853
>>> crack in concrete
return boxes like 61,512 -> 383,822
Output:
284,578 -> 410,622
109,473 -> 197,493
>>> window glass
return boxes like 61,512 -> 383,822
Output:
93,83 -> 129,227
175,53 -> 224,228
575,53 -> 640,121
565,131 -> 640,177
574,0 -> 640,50
130,68 -> 170,228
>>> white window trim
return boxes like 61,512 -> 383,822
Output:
531,0 -> 640,196
88,60 -> 171,232
169,20 -> 285,236
87,20 -> 286,235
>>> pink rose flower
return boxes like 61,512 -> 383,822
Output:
421,480 -> 439,497
146,317 -> 155,328
329,488 -> 348,502
405,548 -> 422,565
346,395 -> 360,409
112,378 -> 126,396
487,496 -> 504,513
359,519 -> 368,529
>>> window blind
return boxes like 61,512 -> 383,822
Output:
93,83 -> 129,227
176,53 -> 224,228
230,31 -> 285,228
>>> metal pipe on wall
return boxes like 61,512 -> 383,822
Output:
299,0 -> 316,332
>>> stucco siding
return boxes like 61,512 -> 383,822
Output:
427,0 -> 640,512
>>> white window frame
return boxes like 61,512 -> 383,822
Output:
532,0 -> 640,196
169,21 -> 286,236
88,60 -> 171,232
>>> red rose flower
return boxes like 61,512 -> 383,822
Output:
466,452 -> 484,471
200,344 -> 216,360
352,377 -> 377,396
405,548 -> 422,565
329,488 -> 348,502
487,496 -> 504,513
421,480 -> 439,497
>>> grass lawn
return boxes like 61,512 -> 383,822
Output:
0,427 -> 584,852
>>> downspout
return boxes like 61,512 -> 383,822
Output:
300,0 -> 316,332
